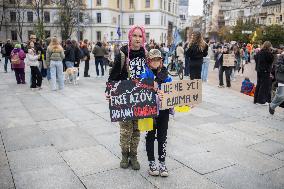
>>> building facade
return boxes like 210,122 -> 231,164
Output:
0,0 -> 178,44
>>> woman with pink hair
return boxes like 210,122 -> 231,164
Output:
107,25 -> 147,170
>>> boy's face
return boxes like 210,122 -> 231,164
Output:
149,58 -> 162,69
131,28 -> 143,49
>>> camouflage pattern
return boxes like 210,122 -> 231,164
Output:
119,120 -> 140,154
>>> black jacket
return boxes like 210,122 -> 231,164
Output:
74,47 -> 82,63
4,43 -> 13,57
186,44 -> 208,61
64,45 -> 75,62
255,49 -> 274,73
108,45 -> 146,82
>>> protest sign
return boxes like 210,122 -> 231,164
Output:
160,79 -> 202,110
223,54 -> 235,67
106,79 -> 158,122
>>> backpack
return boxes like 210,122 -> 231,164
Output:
11,52 -> 21,65
1,46 -> 6,55
109,50 -> 126,75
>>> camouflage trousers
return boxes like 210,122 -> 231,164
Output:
119,120 -> 140,155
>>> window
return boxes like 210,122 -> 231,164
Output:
118,15 -> 120,24
129,0 -> 134,9
10,11 -> 16,22
44,0 -> 50,5
146,32 -> 150,43
9,0 -> 15,4
27,12 -> 33,22
79,12 -> 83,22
97,31 -> 101,41
97,0 -> 101,6
97,13 -> 101,23
44,30 -> 50,38
145,0 -> 150,8
164,0 -> 166,10
44,12 -> 50,23
117,0 -> 120,8
145,14 -> 150,25
168,0 -> 171,12
11,31 -> 17,41
129,15 -> 134,25
161,15 -> 163,25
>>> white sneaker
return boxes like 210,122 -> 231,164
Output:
148,161 -> 159,176
77,77 -> 80,81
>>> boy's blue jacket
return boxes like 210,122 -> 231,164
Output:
139,65 -> 172,88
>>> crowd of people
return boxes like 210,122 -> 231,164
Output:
1,25 -> 284,178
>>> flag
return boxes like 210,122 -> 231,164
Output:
170,28 -> 182,54
117,26 -> 121,38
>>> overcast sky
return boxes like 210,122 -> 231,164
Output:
188,1 -> 203,16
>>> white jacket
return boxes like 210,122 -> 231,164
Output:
176,46 -> 184,62
26,53 -> 39,67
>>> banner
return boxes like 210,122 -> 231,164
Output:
160,79 -> 202,110
106,79 -> 158,122
223,54 -> 235,67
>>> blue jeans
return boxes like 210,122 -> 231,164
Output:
201,58 -> 210,82
4,57 -> 10,72
50,60 -> 64,91
270,86 -> 284,110
95,57 -> 104,76
184,56 -> 190,76
65,61 -> 74,68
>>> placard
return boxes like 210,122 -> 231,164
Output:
106,79 -> 158,122
160,79 -> 202,110
223,54 -> 235,67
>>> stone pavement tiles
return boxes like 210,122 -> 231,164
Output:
0,63 -> 284,189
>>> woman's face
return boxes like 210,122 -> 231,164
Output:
29,42 -> 34,48
149,58 -> 162,69
131,28 -> 143,49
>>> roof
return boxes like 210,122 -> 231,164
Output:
262,0 -> 281,7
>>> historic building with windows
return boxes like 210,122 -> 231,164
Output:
0,0 -> 178,44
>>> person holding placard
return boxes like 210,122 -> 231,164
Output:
107,25 -> 148,171
214,46 -> 232,88
140,49 -> 172,177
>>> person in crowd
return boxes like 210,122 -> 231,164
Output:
64,39 -> 75,68
26,42 -> 42,90
3,39 -> 14,73
72,40 -> 82,79
93,41 -> 107,77
185,31 -> 208,80
254,41 -> 274,105
269,51 -> 284,114
139,49 -> 172,177
201,38 -> 210,82
176,42 -> 185,65
81,39 -> 91,77
183,27 -> 191,77
103,42 -> 111,70
239,44 -> 248,76
46,37 -> 65,91
107,25 -> 148,171
11,44 -> 26,84
231,45 -> 241,81
45,37 -> 51,80
214,46 -> 231,88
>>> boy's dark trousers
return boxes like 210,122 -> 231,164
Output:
219,66 -> 231,87
84,59 -> 90,77
254,72 -> 271,104
146,110 -> 169,162
30,66 -> 42,88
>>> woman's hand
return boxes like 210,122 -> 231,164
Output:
157,90 -> 164,101
105,92 -> 111,101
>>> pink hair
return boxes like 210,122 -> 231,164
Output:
127,25 -> 147,63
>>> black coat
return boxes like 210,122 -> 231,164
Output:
64,45 -> 75,62
185,44 -> 208,66
255,49 -> 274,73
4,43 -> 14,57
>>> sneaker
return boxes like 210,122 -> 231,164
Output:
148,161 -> 159,176
269,104 -> 275,115
77,77 -> 80,81
159,162 -> 169,177
218,85 -> 225,88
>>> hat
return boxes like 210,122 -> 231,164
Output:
148,49 -> 162,59
14,44 -> 21,49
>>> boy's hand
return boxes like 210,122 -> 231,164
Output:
157,90 -> 164,101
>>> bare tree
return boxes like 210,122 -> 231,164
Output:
53,0 -> 88,40
10,0 -> 26,42
31,0 -> 45,40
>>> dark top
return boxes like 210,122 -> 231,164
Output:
108,45 -> 146,81
64,45 -> 75,62
255,49 -> 274,73
4,43 -> 14,57
185,44 -> 208,61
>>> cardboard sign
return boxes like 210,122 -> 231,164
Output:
223,54 -> 235,67
106,79 -> 158,122
160,79 -> 202,110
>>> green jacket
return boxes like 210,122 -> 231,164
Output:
46,47 -> 65,67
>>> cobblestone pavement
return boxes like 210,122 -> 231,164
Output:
0,59 -> 283,189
